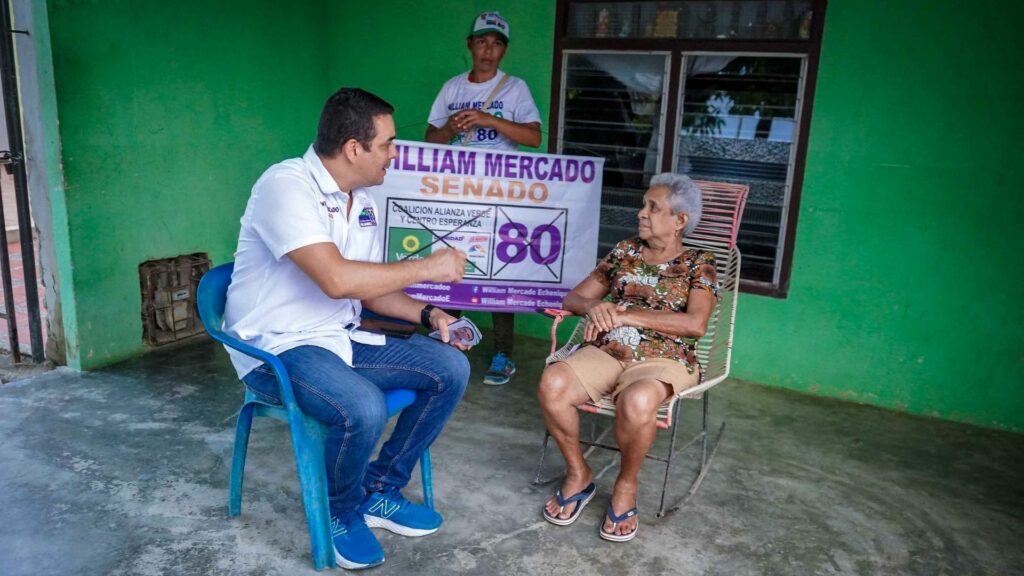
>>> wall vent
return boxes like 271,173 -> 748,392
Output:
139,253 -> 210,345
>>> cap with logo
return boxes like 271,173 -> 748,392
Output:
469,11 -> 510,43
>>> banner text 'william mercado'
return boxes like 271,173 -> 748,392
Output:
391,143 -> 599,204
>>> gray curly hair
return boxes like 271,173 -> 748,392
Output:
648,173 -> 702,236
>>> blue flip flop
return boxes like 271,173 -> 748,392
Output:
542,482 -> 596,526
599,505 -> 639,542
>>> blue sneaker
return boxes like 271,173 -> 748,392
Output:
331,511 -> 385,570
483,352 -> 516,386
359,488 -> 442,537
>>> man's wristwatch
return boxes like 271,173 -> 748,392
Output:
420,304 -> 438,328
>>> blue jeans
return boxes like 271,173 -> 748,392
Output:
242,334 -> 470,516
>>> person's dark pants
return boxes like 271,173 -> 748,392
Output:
491,312 -> 515,356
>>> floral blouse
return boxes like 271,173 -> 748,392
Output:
588,237 -> 720,374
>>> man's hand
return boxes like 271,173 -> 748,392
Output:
429,308 -> 473,351
422,248 -> 468,283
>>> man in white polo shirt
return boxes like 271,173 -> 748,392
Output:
425,11 -> 541,386
225,88 -> 471,570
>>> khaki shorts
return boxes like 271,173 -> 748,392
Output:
556,345 -> 701,404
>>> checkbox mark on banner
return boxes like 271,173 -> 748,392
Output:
491,207 -> 567,281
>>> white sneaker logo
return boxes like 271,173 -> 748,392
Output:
369,499 -> 400,519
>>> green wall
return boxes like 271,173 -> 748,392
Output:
43,1 -> 1022,431
328,1 -> 1024,431
46,0 -> 330,368
732,0 -> 1024,431
326,1 -> 554,145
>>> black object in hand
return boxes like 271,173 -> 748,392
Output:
360,318 -> 416,338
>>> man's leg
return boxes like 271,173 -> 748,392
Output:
350,334 -> 469,534
484,312 -> 516,385
242,345 -> 389,567
604,379 -> 672,537
537,362 -> 596,521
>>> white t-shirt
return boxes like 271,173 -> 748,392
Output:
223,145 -> 385,379
427,70 -> 541,151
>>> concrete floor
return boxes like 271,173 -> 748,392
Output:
1,337 -> 1022,576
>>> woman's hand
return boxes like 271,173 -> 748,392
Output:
582,301 -> 627,341
563,276 -> 616,341
583,320 -> 603,342
585,301 -> 621,331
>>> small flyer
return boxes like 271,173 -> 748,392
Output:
429,317 -> 483,347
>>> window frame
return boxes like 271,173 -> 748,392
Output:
674,50 -> 809,289
548,0 -> 829,297
557,49 -> 673,190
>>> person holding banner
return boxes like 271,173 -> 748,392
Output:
425,10 -> 542,386
537,174 -> 719,542
224,88 -> 472,570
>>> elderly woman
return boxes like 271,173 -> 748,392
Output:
538,173 -> 719,542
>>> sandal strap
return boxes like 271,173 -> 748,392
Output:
605,505 -> 638,524
555,482 -> 596,507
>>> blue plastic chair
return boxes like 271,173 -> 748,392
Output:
197,262 -> 433,571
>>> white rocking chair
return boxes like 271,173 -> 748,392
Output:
532,180 -> 748,517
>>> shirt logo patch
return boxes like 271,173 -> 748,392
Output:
358,207 -> 377,227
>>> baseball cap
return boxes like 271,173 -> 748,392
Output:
469,11 -> 510,43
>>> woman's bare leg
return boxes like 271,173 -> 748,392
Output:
605,379 -> 672,535
538,362 -> 595,520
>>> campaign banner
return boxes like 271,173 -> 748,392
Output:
379,140 -> 604,312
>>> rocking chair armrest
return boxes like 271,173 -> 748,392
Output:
538,307 -> 576,320
537,308 -> 579,358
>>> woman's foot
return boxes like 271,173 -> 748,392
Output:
543,468 -> 594,522
602,480 -> 638,538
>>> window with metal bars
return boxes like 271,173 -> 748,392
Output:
551,0 -> 826,296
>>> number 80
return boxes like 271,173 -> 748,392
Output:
496,222 -> 562,264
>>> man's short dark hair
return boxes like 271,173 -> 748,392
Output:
314,88 -> 395,157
